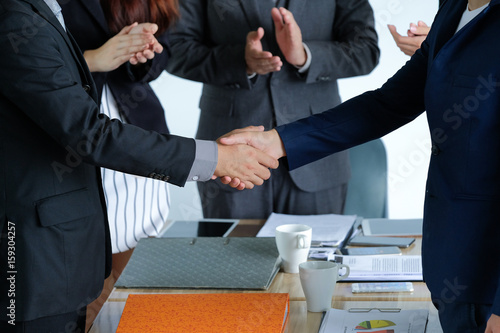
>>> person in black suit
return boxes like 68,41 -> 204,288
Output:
59,1 -> 181,328
0,0 -> 277,332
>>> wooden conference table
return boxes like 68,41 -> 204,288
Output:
89,219 -> 443,333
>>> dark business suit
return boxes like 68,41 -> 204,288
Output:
276,0 -> 500,328
0,0 -> 195,323
60,0 -> 170,133
167,0 -> 379,218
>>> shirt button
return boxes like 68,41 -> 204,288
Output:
192,176 -> 199,181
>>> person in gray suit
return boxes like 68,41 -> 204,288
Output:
167,0 -> 380,219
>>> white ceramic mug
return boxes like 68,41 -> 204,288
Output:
299,261 -> 350,312
275,224 -> 312,273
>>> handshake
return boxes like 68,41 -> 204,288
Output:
213,126 -> 286,190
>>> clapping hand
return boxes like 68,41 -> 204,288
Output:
245,28 -> 282,75
272,7 -> 307,67
127,23 -> 164,64
83,22 -> 163,72
388,21 -> 430,56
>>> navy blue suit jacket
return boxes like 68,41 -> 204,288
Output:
277,0 -> 500,313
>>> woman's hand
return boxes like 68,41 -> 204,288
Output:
83,23 -> 154,72
127,23 -> 164,65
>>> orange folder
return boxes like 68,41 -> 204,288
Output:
116,293 -> 290,333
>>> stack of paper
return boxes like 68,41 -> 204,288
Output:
330,255 -> 423,281
116,293 -> 290,333
257,213 -> 357,246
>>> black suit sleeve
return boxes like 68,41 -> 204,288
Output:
0,9 -> 195,187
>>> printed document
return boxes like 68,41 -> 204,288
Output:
330,255 -> 423,281
257,213 -> 357,246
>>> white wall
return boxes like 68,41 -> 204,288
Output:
152,0 -> 439,220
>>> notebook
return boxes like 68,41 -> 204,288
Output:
115,237 -> 281,289
116,293 -> 290,333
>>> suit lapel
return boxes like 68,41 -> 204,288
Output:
22,0 -> 96,100
78,0 -> 110,35
238,0 -> 262,30
25,0 -> 82,62
66,30 -> 98,102
433,0 -> 498,58
25,0 -> 68,38
432,0 -> 469,57
287,0 -> 306,24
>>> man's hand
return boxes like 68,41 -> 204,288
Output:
245,27 -> 282,75
388,21 -> 430,56
486,313 -> 500,333
127,23 -> 164,64
219,127 -> 286,161
214,142 -> 279,190
272,7 -> 306,67
83,23 -> 154,72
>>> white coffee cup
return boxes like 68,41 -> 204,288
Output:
275,224 -> 312,273
299,261 -> 350,312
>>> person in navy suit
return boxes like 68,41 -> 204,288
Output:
221,0 -> 500,331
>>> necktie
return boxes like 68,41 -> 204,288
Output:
43,0 -> 66,31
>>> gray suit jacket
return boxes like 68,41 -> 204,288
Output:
167,0 -> 379,192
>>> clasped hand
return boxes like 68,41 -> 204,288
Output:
84,22 -> 163,72
214,126 -> 285,190
245,7 -> 306,75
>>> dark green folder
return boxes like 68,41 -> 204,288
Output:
115,237 -> 281,290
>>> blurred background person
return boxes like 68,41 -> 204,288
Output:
388,0 -> 445,56
167,0 -> 380,219
60,0 -> 179,329
388,20 -> 431,56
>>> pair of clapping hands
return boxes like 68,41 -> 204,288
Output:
214,126 -> 285,191
213,7 -> 304,190
84,22 -> 163,72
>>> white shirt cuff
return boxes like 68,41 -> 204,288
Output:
186,140 -> 218,181
296,42 -> 312,73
